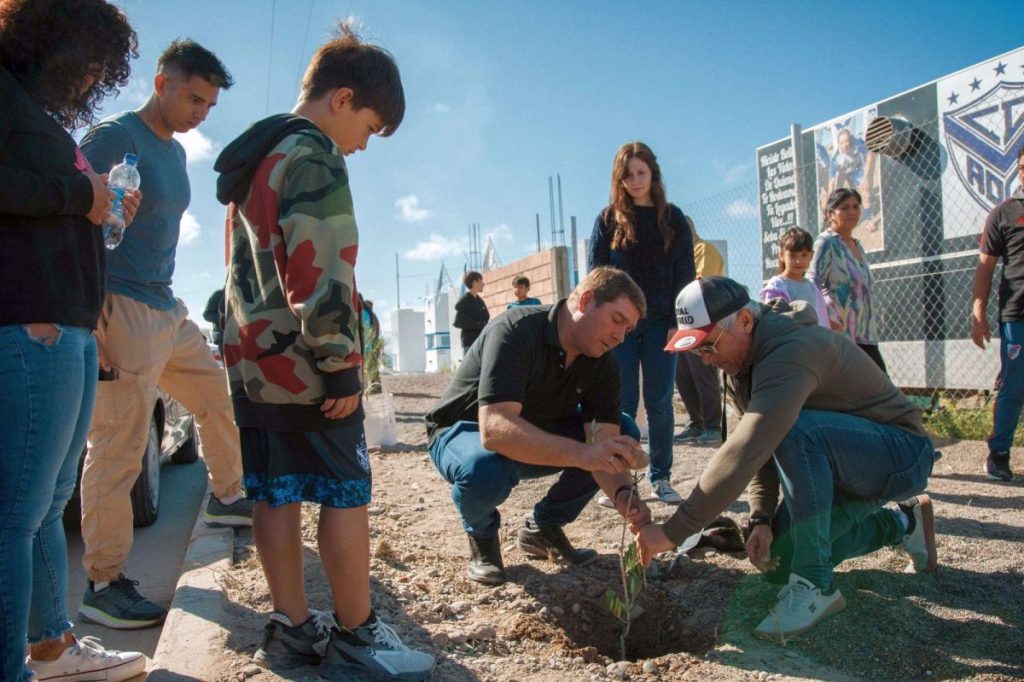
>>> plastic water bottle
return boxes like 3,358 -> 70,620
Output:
102,153 -> 140,249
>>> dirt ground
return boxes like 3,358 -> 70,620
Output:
214,372 -> 1024,682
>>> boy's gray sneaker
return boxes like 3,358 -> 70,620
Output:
320,614 -> 434,681
651,478 -> 683,504
674,425 -> 703,443
78,575 -> 167,629
254,611 -> 334,670
204,495 -> 254,527
696,428 -> 722,445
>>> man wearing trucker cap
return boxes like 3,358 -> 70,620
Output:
636,276 -> 938,640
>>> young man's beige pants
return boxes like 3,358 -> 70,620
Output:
81,293 -> 243,582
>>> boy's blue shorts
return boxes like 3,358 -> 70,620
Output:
240,423 -> 371,509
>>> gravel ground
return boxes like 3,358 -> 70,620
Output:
211,372 -> 1024,682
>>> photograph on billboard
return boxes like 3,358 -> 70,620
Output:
939,45 -> 1024,239
811,107 -> 884,252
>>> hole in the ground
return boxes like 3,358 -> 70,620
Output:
569,584 -> 716,661
510,556 -> 740,662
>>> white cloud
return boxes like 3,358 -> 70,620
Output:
430,102 -> 451,113
725,199 -> 758,219
179,210 -> 201,245
175,128 -> 221,165
395,194 -> 433,222
404,233 -> 464,261
117,77 -> 151,107
485,223 -> 514,244
722,160 -> 753,185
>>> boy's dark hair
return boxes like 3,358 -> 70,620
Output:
463,270 -> 483,287
0,0 -> 137,130
512,275 -> 530,288
569,266 -> 646,319
1018,145 -> 1024,162
300,20 -> 404,136
158,38 -> 233,89
777,227 -> 815,273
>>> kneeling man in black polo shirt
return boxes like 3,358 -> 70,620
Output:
425,266 -> 653,585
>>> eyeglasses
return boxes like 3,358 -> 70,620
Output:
692,329 -> 725,357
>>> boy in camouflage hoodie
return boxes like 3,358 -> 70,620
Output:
214,24 -> 433,681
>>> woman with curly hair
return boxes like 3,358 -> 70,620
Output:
0,1 -> 145,679
588,142 -> 695,504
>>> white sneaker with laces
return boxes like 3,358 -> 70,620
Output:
28,635 -> 146,682
753,573 -> 846,641
596,494 -> 615,509
651,478 -> 682,504
898,494 -> 937,573
321,615 -> 434,681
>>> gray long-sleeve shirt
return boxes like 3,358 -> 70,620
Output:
663,301 -> 929,545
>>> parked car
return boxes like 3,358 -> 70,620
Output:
64,390 -> 198,529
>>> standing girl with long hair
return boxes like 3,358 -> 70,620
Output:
588,142 -> 695,503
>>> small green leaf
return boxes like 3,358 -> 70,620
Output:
628,569 -> 644,599
604,589 -> 628,622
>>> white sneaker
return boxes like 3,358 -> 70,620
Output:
321,615 -> 434,681
651,478 -> 682,504
753,573 -> 846,641
28,636 -> 146,682
898,494 -> 937,573
596,494 -> 615,509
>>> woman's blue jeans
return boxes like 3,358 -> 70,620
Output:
766,409 -> 935,590
429,414 -> 640,537
988,321 -> 1024,453
612,315 -> 678,482
0,325 -> 97,681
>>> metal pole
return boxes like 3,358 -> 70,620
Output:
536,213 -> 541,253
789,123 -> 806,230
557,173 -> 565,246
569,215 -> 578,286
548,176 -> 556,245
395,252 -> 400,308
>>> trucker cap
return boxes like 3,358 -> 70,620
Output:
664,276 -> 750,352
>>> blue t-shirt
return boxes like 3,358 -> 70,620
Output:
507,297 -> 542,308
81,111 -> 190,310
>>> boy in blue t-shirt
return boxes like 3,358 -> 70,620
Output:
507,274 -> 542,308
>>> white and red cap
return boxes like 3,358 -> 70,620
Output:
664,276 -> 751,352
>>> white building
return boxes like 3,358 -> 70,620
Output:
389,308 -> 426,373
424,290 -> 451,373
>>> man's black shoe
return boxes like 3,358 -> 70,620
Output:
517,523 -> 598,566
467,534 -> 507,585
986,451 -> 1013,481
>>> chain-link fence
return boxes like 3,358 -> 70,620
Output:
682,81 -> 1023,403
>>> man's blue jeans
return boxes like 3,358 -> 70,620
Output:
0,325 -> 97,681
429,414 -> 640,537
612,315 -> 678,482
765,409 -> 935,591
989,321 -> 1024,453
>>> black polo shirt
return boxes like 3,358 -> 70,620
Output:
425,300 -> 622,446
980,191 -> 1024,321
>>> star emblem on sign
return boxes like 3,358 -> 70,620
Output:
970,77 -> 983,91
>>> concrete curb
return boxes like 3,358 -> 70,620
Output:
147,490 -> 235,680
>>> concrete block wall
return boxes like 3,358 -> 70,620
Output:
478,246 -> 570,317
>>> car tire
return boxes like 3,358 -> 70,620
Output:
130,417 -> 161,527
171,419 -> 200,465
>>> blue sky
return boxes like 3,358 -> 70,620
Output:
95,0 -> 1024,334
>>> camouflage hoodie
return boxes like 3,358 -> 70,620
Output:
215,114 -> 364,431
